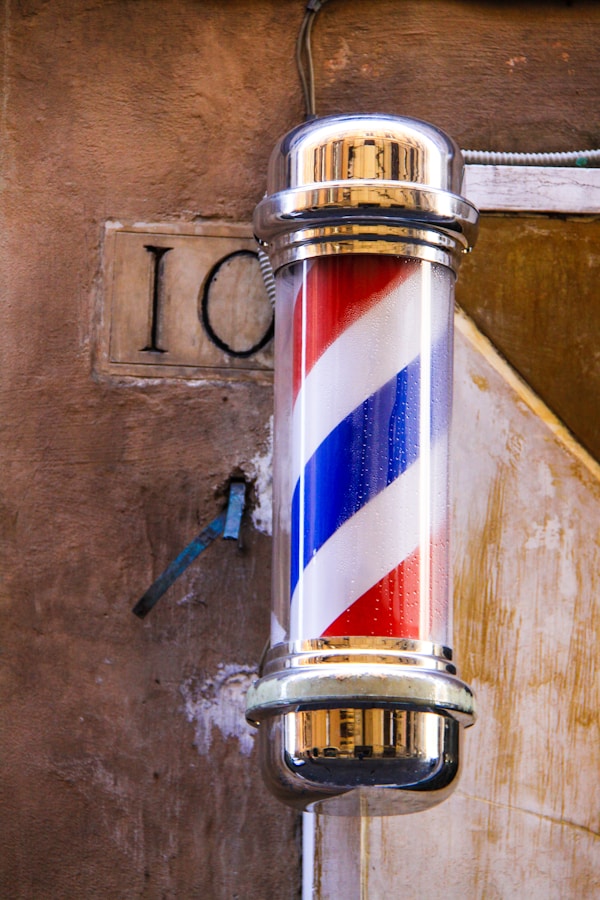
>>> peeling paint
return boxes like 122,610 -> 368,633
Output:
325,36 -> 351,76
180,664 -> 257,756
524,515 -> 562,551
557,527 -> 578,603
537,461 -> 556,499
471,373 -> 489,392
246,415 -> 273,535
506,55 -> 528,70
176,589 -> 200,607
271,611 -> 286,645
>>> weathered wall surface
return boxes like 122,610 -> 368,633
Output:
313,315 -> 600,898
0,1 -> 598,897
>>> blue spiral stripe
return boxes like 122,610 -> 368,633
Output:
290,332 -> 450,599
291,360 -> 420,596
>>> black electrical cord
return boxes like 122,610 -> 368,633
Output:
296,0 -> 332,119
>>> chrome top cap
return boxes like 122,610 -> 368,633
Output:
254,113 -> 478,273
267,113 -> 465,196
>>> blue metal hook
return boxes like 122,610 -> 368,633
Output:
132,481 -> 246,619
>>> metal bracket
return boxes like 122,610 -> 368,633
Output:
223,481 -> 247,540
132,481 -> 247,619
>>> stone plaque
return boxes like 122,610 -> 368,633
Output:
98,222 -> 274,381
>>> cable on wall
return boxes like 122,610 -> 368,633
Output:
257,247 -> 277,307
462,149 -> 600,167
296,0 -> 331,119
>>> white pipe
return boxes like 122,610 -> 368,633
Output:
463,148 -> 600,166
302,812 -> 316,900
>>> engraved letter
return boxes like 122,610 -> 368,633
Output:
142,245 -> 172,353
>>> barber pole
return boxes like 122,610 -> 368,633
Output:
247,115 -> 479,815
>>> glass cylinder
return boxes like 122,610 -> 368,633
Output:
272,254 -> 454,649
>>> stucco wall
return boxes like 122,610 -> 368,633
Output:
1,1 -> 598,897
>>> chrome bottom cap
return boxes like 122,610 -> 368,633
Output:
258,707 -> 461,816
247,639 -> 475,815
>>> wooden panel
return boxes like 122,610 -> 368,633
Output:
464,166 -> 600,214
312,311 -> 600,898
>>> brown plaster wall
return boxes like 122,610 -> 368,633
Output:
0,1 -> 598,897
